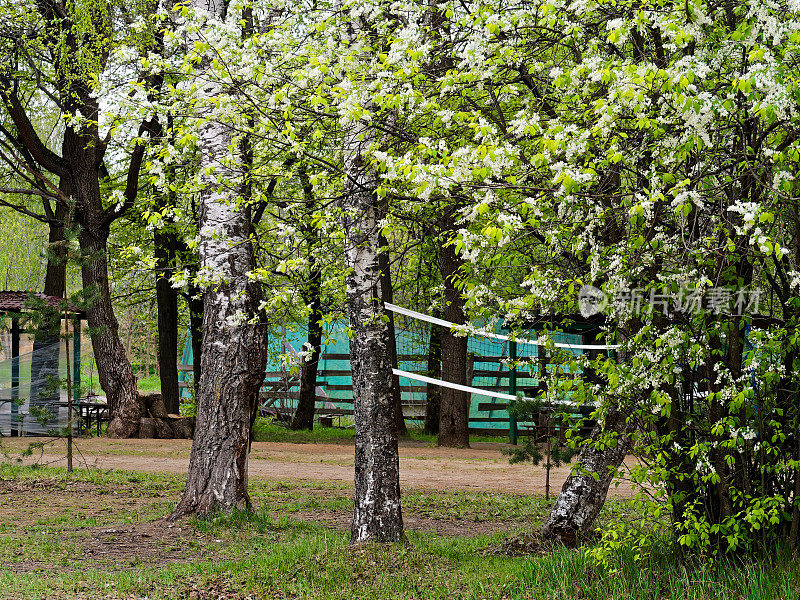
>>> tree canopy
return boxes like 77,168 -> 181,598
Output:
3,0 -> 800,557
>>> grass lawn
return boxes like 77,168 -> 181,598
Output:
1,464 -> 797,599
250,418 -> 508,446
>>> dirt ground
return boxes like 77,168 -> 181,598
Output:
0,437 -> 637,497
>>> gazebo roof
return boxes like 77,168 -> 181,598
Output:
0,291 -> 85,317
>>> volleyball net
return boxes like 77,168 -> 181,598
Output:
386,303 -> 618,424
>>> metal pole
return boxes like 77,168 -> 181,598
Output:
509,339 -> 517,445
10,318 -> 20,437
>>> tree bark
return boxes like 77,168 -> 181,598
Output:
291,265 -> 322,430
170,0 -> 268,519
438,226 -> 469,448
424,320 -> 442,435
154,109 -> 181,415
541,407 -> 636,545
189,288 -> 203,393
63,113 -> 142,438
80,223 -> 142,437
155,228 -> 180,414
378,229 -> 408,437
342,115 -> 404,544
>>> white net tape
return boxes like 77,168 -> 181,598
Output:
385,303 -> 618,351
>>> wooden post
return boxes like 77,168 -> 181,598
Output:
10,318 -> 20,437
509,339 -> 517,445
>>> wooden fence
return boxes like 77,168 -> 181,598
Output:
177,352 -> 599,437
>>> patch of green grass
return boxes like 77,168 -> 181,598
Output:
136,372 -> 162,394
406,429 -> 510,445
1,466 -> 798,600
252,418 -> 509,446
252,418 -> 357,443
403,489 -> 554,524
0,462 -> 183,492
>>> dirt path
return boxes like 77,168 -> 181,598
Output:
1,437 -> 637,497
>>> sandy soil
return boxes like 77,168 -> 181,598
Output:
0,437 -> 637,497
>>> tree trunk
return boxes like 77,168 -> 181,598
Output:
291,266 -> 322,430
378,229 -> 408,437
291,166 -> 322,431
170,0 -> 268,519
189,288 -> 203,393
170,134 -> 267,517
79,225 -> 142,438
541,407 -> 636,545
155,228 -> 180,414
541,320 -> 639,546
342,114 -> 404,544
424,321 -> 442,435
63,87 -> 142,437
438,228 -> 469,448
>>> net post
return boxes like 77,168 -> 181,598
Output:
10,317 -> 20,437
508,339 -> 517,445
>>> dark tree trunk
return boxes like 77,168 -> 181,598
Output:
79,223 -> 142,438
155,229 -> 180,414
438,231 -> 469,448
66,119 -> 142,438
155,109 -> 181,416
343,115 -> 404,544
189,289 -> 203,393
291,266 -> 322,430
378,229 -> 408,437
291,167 -> 323,431
424,321 -> 442,435
42,200 -> 69,298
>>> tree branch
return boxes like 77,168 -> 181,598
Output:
0,195 -> 50,222
0,83 -> 69,178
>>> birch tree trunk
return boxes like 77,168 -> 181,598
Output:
342,117 -> 404,544
170,1 -> 268,519
541,407 -> 636,545
541,336 -> 637,545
